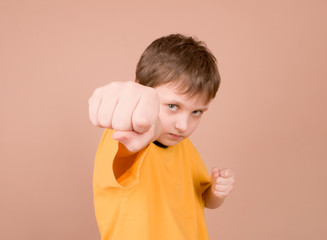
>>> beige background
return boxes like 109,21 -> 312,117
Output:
1,0 -> 326,239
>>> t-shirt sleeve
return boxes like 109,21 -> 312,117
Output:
93,129 -> 147,189
196,156 -> 212,202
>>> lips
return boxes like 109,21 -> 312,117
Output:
168,133 -> 183,141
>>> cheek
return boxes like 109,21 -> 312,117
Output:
186,118 -> 201,135
158,110 -> 171,132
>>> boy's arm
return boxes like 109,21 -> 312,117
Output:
89,81 -> 161,153
204,168 -> 235,209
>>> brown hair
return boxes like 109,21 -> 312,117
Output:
135,34 -> 220,103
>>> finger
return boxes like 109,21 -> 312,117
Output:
97,95 -> 118,128
213,191 -> 229,198
219,169 -> 234,178
112,130 -> 134,146
88,90 -> 102,127
113,126 -> 156,153
132,88 -> 159,133
216,177 -> 234,185
211,168 -> 219,191
211,167 -> 219,180
111,95 -> 139,131
214,184 -> 232,192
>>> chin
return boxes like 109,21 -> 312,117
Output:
157,136 -> 184,147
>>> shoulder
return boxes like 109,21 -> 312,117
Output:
172,138 -> 202,162
179,138 -> 198,153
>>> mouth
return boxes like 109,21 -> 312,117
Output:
168,133 -> 183,141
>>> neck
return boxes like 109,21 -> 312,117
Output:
153,140 -> 168,148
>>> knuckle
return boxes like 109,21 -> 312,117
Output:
149,89 -> 160,103
89,112 -> 98,126
98,118 -> 109,128
111,121 -> 120,130
97,113 -> 111,128
110,81 -> 118,87
109,81 -> 122,89
88,96 -> 93,105
89,89 -> 100,104
126,81 -> 134,87
90,118 -> 98,126
124,81 -> 135,91
133,117 -> 151,131
112,120 -> 131,131
92,87 -> 102,97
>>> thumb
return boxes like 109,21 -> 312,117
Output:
210,168 -> 219,192
112,130 -> 135,145
211,167 -> 219,181
112,130 -> 153,153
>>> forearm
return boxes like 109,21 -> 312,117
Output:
203,187 -> 225,209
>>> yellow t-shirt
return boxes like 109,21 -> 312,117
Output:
93,129 -> 212,240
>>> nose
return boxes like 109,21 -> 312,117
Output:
174,114 -> 188,132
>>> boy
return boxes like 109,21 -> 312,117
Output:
88,34 -> 235,240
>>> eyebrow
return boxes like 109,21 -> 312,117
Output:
196,107 -> 209,112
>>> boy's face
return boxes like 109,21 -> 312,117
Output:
154,83 -> 210,146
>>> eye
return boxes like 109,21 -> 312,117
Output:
192,110 -> 203,116
168,104 -> 178,111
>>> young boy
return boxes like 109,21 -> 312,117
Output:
88,34 -> 235,240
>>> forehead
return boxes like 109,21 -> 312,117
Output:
154,83 -> 210,108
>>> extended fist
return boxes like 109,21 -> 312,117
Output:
88,81 -> 161,152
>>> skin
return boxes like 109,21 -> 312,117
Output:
154,83 -> 209,147
88,81 -> 235,208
